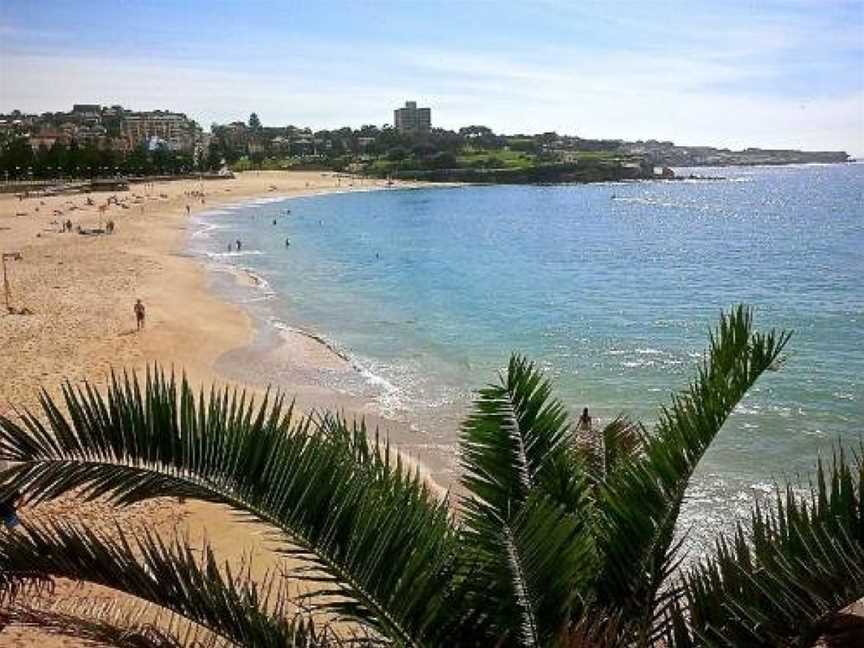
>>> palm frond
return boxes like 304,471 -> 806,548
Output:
556,611 -> 629,648
457,355 -> 597,643
461,492 -> 598,647
4,598 -> 214,648
0,374 -> 471,645
0,567 -> 52,608
594,305 -> 791,626
0,516 -> 333,647
573,416 -> 646,483
600,416 -> 645,480
459,355 -> 579,520
669,448 -> 864,647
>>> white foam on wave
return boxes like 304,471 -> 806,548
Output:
622,360 -> 653,368
190,222 -> 231,239
240,267 -> 272,292
204,249 -> 265,259
734,403 -> 761,415
196,209 -> 235,217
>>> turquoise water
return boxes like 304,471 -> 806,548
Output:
190,165 -> 863,548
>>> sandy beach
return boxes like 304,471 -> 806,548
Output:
0,170 -> 435,645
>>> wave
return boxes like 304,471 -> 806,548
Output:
203,250 -> 265,259
635,347 -> 664,355
190,222 -> 231,239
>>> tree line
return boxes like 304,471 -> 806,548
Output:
0,138 -> 199,180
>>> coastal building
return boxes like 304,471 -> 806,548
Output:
394,101 -> 431,134
72,104 -> 101,117
121,110 -> 197,152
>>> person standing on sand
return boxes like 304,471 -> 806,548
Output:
236,239 -> 242,251
186,204 -> 191,215
134,299 -> 146,331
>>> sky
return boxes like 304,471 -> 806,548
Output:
1,0 -> 863,154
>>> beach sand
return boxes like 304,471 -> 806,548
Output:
0,170 -> 440,645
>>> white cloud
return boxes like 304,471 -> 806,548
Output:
2,40 -> 862,156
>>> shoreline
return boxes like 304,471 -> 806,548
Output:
187,188 -> 461,485
0,170 -> 447,645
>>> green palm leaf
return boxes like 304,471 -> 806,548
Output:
4,599 -> 217,648
459,355 -> 580,519
594,306 -> 791,628
0,516 -> 333,647
669,448 -> 864,647
0,371 -> 474,646
458,355 -> 597,644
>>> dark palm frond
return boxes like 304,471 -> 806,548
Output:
0,567 -> 52,607
0,516 -> 335,647
463,492 -> 598,648
4,598 -> 213,648
0,376 -> 471,646
459,355 -> 580,520
457,355 -> 598,643
599,416 -> 645,480
4,596 -> 360,648
668,448 -> 864,647
573,416 -> 646,483
556,611 -> 629,648
594,306 -> 791,625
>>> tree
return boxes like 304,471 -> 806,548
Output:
0,307 -> 862,646
0,137 -> 35,178
386,146 -> 408,161
249,113 -> 262,131
426,151 -> 457,169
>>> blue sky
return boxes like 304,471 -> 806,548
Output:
2,0 -> 862,154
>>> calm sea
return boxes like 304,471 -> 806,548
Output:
189,164 -> 863,550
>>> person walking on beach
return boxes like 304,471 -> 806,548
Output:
186,204 -> 191,215
236,239 -> 242,251
134,299 -> 146,331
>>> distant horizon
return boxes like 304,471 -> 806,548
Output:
2,1 -> 862,156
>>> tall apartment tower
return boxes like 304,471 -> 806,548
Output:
394,100 -> 431,134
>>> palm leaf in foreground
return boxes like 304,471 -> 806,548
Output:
0,376 -> 474,645
458,355 -> 597,645
0,516 -> 333,647
594,306 -> 791,630
4,599 -> 211,648
669,448 -> 864,647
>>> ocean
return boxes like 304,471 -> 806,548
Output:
189,164 -> 863,551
